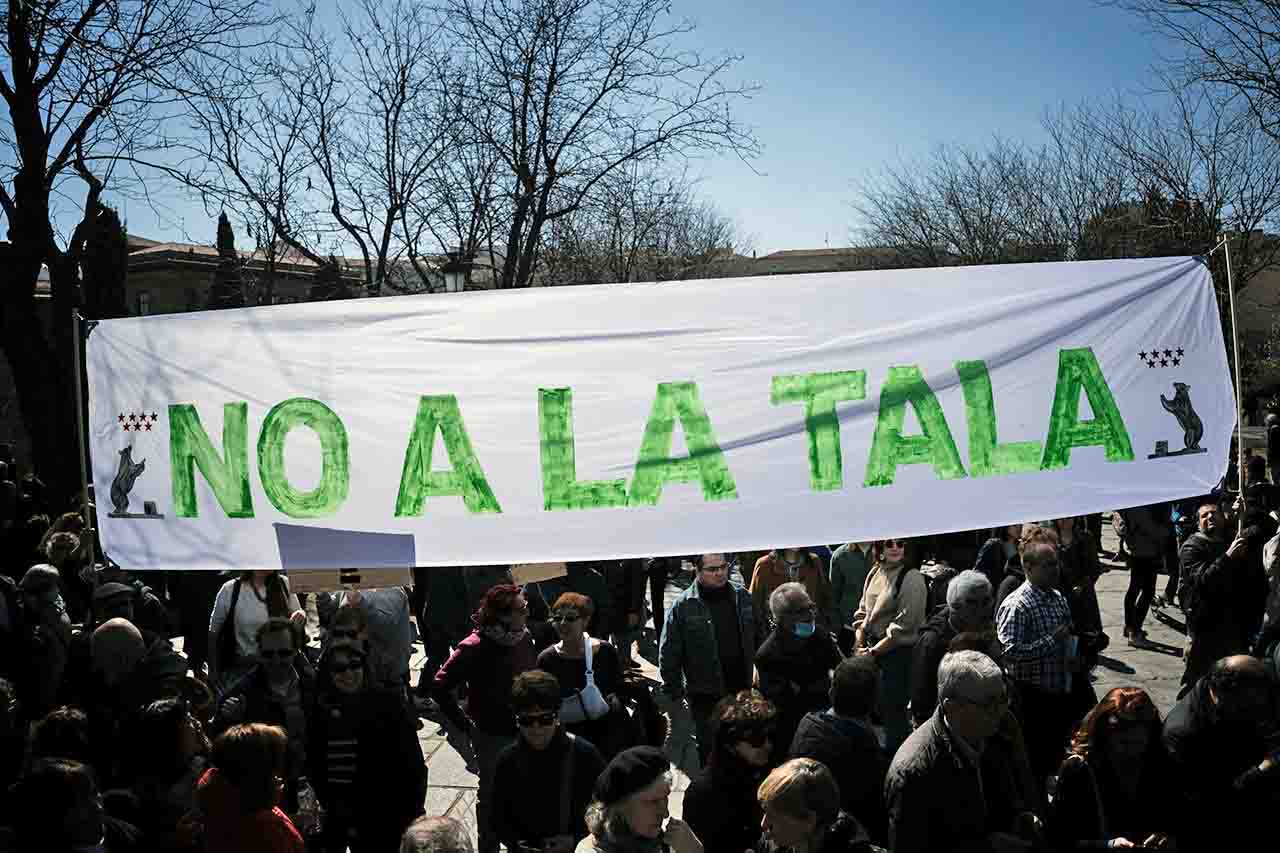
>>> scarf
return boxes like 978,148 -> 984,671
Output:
480,623 -> 530,647
593,827 -> 665,853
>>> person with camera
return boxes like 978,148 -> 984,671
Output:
491,670 -> 605,853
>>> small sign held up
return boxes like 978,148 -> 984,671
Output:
511,562 -> 569,585
288,567 -> 412,594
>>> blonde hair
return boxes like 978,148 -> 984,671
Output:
757,757 -> 840,825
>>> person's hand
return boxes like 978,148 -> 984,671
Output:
1141,833 -> 1172,849
544,834 -> 575,853
1228,536 -> 1248,559
1105,839 -> 1137,849
663,818 -> 704,853
78,563 -> 98,587
222,696 -> 245,722
289,609 -> 307,626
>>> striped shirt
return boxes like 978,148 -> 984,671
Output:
995,581 -> 1072,693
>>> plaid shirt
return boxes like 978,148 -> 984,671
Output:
996,581 -> 1072,693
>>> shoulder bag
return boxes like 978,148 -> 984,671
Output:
558,637 -> 610,723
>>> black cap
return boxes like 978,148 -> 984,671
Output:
592,746 -> 670,806
93,582 -> 135,602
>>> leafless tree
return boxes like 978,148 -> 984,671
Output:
445,0 -> 759,289
1107,1 -> 1280,141
0,0 -> 273,491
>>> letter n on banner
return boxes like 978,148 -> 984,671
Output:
169,403 -> 254,518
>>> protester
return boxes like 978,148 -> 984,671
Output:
491,670 -> 605,852
1178,500 -> 1271,694
995,525 -> 1058,610
885,651 -> 1042,853
1049,687 -> 1180,851
307,641 -> 427,852
535,563 -> 617,643
828,542 -> 873,649
1117,504 -> 1170,648
15,563 -> 72,719
788,656 -> 888,845
756,758 -> 880,853
605,558 -> 647,669
1052,517 -> 1107,680
333,586 -> 414,692
682,689 -> 777,853
1163,655 -> 1280,849
207,571 -> 305,689
115,697 -> 209,852
973,524 -> 1022,593
432,584 -> 537,853
645,556 -> 677,640
751,547 -> 837,631
754,582 -> 843,751
996,538 -> 1084,794
196,723 -> 305,853
536,592 -> 629,759
851,537 -> 927,755
578,746 -> 702,853
168,569 -> 225,679
910,569 -> 994,727
400,816 -> 474,853
5,757 -> 143,852
214,617 -> 314,807
659,552 -> 758,765
417,565 -> 470,710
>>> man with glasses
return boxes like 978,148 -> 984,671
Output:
886,650 -> 1041,853
492,670 -> 605,853
659,552 -> 758,765
995,541 -> 1081,801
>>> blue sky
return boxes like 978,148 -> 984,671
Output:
676,0 -> 1173,253
119,0 -> 1177,256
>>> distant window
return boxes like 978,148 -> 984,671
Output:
136,290 -> 151,316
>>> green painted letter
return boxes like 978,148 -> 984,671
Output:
1041,348 -> 1134,469
538,388 -> 628,511
395,396 -> 501,516
628,382 -> 737,506
169,403 -> 254,518
771,371 -> 866,491
957,360 -> 1042,477
257,398 -> 349,518
864,366 -> 966,487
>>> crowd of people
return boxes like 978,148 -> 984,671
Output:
2,445 -> 1280,853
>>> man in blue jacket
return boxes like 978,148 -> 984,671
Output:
658,552 -> 757,765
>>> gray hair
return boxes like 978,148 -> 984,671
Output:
768,582 -> 811,620
584,771 -> 674,838
945,570 -> 992,609
400,816 -> 473,853
936,650 -> 1003,704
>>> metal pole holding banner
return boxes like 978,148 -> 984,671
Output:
1222,234 -> 1247,530
71,310 -> 96,559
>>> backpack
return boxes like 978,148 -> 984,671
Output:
918,561 -> 958,616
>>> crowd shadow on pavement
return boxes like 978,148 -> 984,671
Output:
1095,655 -> 1137,675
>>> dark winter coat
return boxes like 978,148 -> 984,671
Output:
683,752 -> 768,853
754,628 -> 842,750
789,711 -> 889,845
1178,530 -> 1269,687
910,609 -> 958,727
491,730 -> 604,847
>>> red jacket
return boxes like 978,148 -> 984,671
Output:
195,767 -> 305,853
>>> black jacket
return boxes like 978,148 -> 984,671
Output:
754,628 -> 842,750
1178,531 -> 1268,689
491,730 -> 604,847
910,609 -> 958,727
756,812 -> 880,853
1162,679 -> 1280,849
788,710 -> 888,845
1048,749 -> 1181,851
994,559 -> 1024,612
684,753 -> 767,853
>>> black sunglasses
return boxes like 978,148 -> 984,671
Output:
881,539 -> 906,549
549,612 -> 582,624
516,711 -> 557,728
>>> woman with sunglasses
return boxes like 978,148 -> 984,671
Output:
432,583 -> 538,853
682,689 -> 780,853
306,642 -> 426,853
491,670 -> 606,853
851,538 -> 927,755
536,593 -> 627,760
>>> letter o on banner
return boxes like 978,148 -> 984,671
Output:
257,398 -> 350,518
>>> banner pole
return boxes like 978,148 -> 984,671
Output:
1222,233 -> 1246,529
71,309 -> 94,558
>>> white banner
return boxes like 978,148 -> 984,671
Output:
86,257 -> 1233,571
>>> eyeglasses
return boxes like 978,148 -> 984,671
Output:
783,604 -> 816,617
733,726 -> 776,748
329,659 -> 364,674
549,612 -> 582,624
516,711 -> 557,728
881,539 -> 906,549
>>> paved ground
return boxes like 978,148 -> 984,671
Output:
410,520 -> 1192,838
